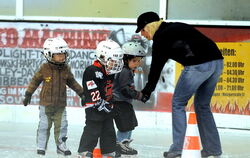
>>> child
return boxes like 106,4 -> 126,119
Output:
22,37 -> 84,156
112,41 -> 147,155
77,39 -> 124,158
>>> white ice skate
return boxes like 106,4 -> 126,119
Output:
116,139 -> 138,157
57,137 -> 72,156
103,151 -> 121,158
77,151 -> 93,158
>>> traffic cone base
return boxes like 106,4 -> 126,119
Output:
92,138 -> 113,158
93,148 -> 102,158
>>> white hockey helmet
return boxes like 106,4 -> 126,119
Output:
96,39 -> 124,75
122,41 -> 146,57
43,37 -> 69,64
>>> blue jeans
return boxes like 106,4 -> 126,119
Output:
116,130 -> 132,142
169,59 -> 223,155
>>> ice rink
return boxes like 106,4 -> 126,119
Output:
1,122 -> 250,158
0,105 -> 250,158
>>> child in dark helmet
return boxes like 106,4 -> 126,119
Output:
22,37 -> 84,156
77,39 -> 124,158
112,41 -> 147,156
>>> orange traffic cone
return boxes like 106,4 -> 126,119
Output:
93,138 -> 102,158
181,112 -> 201,158
92,139 -> 112,158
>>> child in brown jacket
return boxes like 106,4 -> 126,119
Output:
23,37 -> 84,156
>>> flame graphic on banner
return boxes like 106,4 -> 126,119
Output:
186,98 -> 250,115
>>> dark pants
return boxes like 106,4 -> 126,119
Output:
114,101 -> 138,132
78,117 -> 116,154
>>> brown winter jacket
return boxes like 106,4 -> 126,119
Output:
26,62 -> 84,106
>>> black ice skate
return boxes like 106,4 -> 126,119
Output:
57,137 -> 71,156
37,149 -> 45,156
116,139 -> 138,155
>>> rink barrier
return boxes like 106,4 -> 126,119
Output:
0,105 -> 249,129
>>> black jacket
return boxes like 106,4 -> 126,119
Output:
82,60 -> 114,121
113,66 -> 141,103
142,22 -> 224,95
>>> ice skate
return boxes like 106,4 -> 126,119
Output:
103,151 -> 121,158
77,151 -> 93,158
116,139 -> 138,156
37,149 -> 45,157
57,137 -> 72,156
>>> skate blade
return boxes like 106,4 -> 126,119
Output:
120,155 -> 138,158
69,155 -> 82,158
57,154 -> 72,158
202,156 -> 221,158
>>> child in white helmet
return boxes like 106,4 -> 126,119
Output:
77,39 -> 124,158
112,40 -> 147,156
23,37 -> 84,156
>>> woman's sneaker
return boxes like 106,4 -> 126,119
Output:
163,151 -> 182,158
201,150 -> 222,158
116,139 -> 138,155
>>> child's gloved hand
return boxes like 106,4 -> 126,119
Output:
94,99 -> 113,113
23,92 -> 32,106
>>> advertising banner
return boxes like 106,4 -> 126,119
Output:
0,22 -> 249,115
176,43 -> 250,115
0,22 -> 161,110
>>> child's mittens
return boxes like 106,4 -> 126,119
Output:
94,99 -> 113,113
23,91 -> 32,106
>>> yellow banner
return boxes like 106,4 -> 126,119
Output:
176,43 -> 250,115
